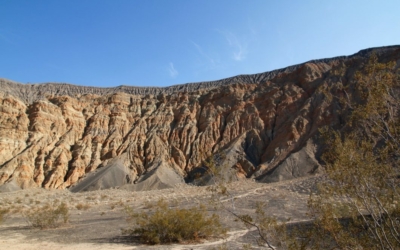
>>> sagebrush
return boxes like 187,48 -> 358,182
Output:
124,199 -> 226,244
25,202 -> 69,229
306,53 -> 400,249
0,207 -> 9,224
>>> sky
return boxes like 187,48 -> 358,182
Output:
0,0 -> 399,87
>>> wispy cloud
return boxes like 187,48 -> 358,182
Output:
190,40 -> 219,69
227,33 -> 247,61
168,62 -> 178,78
219,31 -> 248,61
247,18 -> 258,36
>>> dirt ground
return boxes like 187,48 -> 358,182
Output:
0,175 -> 325,250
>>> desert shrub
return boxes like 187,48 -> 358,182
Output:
235,202 -> 300,249
75,203 -> 91,210
85,195 -> 96,201
124,199 -> 226,244
25,202 -> 69,229
0,207 -> 9,224
304,53 -> 400,249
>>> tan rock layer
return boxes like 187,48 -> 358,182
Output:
0,45 -> 399,189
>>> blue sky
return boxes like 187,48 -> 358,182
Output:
0,0 -> 399,87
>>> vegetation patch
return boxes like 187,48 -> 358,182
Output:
25,202 -> 69,229
0,207 -> 9,224
124,199 -> 226,244
75,203 -> 91,210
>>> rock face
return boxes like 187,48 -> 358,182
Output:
0,45 -> 399,190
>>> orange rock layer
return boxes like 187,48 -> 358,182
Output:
0,46 -> 399,189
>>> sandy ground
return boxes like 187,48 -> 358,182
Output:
0,175 -> 324,250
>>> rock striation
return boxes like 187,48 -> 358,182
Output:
0,45 -> 399,191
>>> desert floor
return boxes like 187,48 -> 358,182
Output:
0,175 -> 323,250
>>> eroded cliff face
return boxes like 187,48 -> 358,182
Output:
0,46 -> 399,190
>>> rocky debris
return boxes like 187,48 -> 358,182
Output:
69,159 -> 133,192
0,179 -> 21,192
284,174 -> 329,194
256,138 -> 322,183
120,161 -> 185,192
0,45 -> 399,191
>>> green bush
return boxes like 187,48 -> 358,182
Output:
25,202 -> 69,229
124,199 -> 226,244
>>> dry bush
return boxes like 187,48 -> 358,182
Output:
124,199 -> 226,244
0,207 -> 9,224
304,53 -> 400,249
85,196 -> 96,201
25,202 -> 69,229
75,203 -> 91,210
